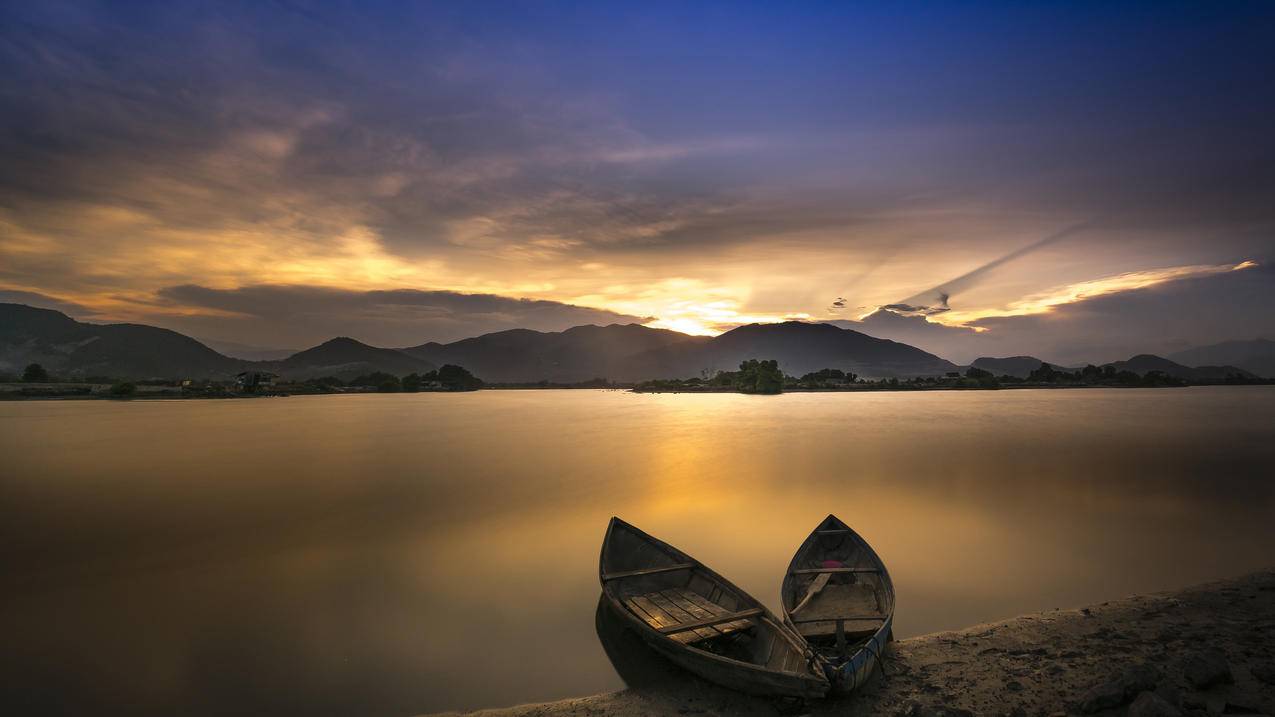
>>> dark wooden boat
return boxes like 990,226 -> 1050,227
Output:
781,514 -> 894,693
599,517 -> 829,699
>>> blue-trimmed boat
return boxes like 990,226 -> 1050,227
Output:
780,514 -> 894,693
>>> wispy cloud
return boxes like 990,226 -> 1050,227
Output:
836,261 -> 1273,365
884,220 -> 1100,317
939,260 -> 1257,326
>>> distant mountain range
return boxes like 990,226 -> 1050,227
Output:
0,304 -> 433,381
1167,339 -> 1275,379
972,352 -> 1257,380
1102,354 -> 1255,381
401,323 -> 707,383
403,320 -> 959,382
0,303 -> 243,378
1,302 -> 1269,383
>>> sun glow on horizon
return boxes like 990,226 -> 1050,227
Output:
641,303 -> 813,337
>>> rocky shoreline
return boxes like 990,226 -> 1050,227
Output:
429,571 -> 1275,717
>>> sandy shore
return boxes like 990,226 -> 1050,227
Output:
430,571 -> 1275,717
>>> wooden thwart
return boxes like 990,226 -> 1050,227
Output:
657,607 -> 763,634
603,562 -> 695,581
790,567 -> 879,575
790,613 -> 886,624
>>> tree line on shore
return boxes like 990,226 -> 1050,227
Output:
9,357 -> 1267,399
635,360 -> 1269,394
4,362 -> 483,396
300,365 -> 482,392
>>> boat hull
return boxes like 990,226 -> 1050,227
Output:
608,598 -> 828,699
600,517 -> 829,700
824,613 -> 892,693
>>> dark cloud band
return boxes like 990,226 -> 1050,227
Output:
153,284 -> 647,348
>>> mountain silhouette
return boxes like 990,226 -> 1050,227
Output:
276,337 -> 434,379
3,302 -> 1262,384
1168,339 -> 1275,378
971,356 -> 1052,378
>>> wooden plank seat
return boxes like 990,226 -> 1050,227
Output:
658,608 -> 763,635
624,587 -> 761,644
790,613 -> 887,624
789,567 -> 881,575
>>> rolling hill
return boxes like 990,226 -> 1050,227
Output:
0,304 -> 433,381
970,356 -> 1051,378
1101,354 -> 1254,381
402,323 -> 709,383
1168,339 -> 1275,378
273,337 -> 434,380
652,321 -> 962,380
405,320 -> 960,382
0,303 -> 243,379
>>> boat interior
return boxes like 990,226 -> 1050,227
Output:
603,521 -> 810,674
783,523 -> 892,658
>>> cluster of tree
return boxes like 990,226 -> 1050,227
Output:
317,364 -> 484,392
1021,362 -> 1186,387
848,365 -> 1190,389
9,363 -> 139,397
635,360 -> 1211,394
959,367 -> 1001,388
878,368 -> 1004,389
792,368 -> 859,388
8,363 -> 118,384
22,363 -> 49,382
733,359 -> 785,394
632,376 -> 711,391
636,359 -> 787,394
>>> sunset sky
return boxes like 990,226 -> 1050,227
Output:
2,1 -> 1273,363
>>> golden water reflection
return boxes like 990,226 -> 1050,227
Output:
1,388 -> 1273,715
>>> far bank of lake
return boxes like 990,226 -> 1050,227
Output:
4,379 -> 1271,400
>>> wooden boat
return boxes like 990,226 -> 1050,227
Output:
781,514 -> 894,693
599,517 -> 829,699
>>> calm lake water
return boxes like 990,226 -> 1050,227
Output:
3,387 -> 1274,715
